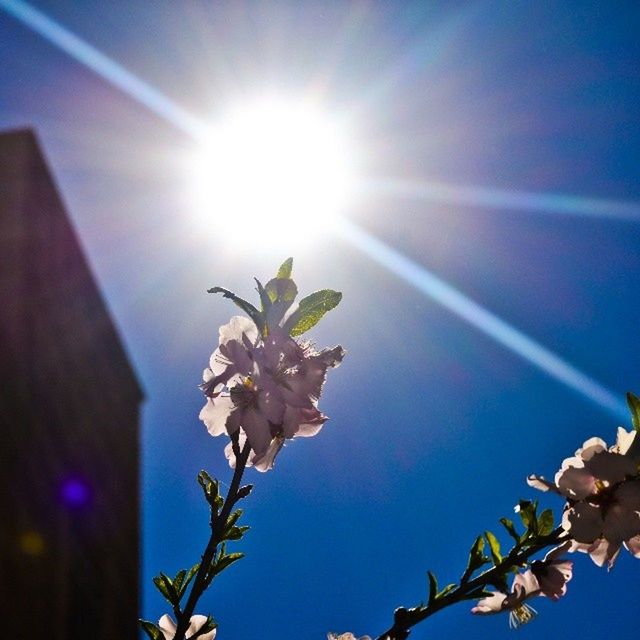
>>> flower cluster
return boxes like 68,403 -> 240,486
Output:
528,428 -> 640,568
327,633 -> 371,640
471,543 -> 573,628
200,316 -> 343,470
199,260 -> 344,471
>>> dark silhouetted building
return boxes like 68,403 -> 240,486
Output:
0,129 -> 143,639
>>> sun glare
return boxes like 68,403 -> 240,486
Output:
189,97 -> 356,244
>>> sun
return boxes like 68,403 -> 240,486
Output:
189,96 -> 357,245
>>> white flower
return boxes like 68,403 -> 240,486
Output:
158,614 -> 216,640
472,570 -> 539,628
327,633 -> 372,640
528,429 -> 640,568
530,542 -> 573,601
200,316 -> 343,471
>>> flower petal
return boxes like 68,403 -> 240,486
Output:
564,502 -> 603,543
472,592 -> 506,614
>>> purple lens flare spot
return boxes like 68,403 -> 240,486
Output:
59,477 -> 91,508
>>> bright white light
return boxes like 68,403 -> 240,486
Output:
190,97 -> 356,244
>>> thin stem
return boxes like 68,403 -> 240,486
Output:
375,527 -> 566,640
173,442 -> 252,640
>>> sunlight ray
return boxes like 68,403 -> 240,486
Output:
2,0 -> 628,420
374,178 -> 640,220
334,216 -> 628,420
0,0 -> 204,138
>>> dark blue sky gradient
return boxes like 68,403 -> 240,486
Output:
2,2 -> 640,638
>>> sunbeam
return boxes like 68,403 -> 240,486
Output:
334,216 -> 628,420
373,178 -> 640,221
1,0 -> 629,420
0,0 -> 204,138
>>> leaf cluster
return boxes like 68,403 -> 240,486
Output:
208,258 -> 342,337
140,471 -> 253,639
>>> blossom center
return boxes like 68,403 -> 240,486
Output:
508,604 -> 536,629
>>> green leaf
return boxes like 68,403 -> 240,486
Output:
254,278 -> 272,313
276,257 -> 293,279
209,551 -> 245,580
207,286 -> 265,333
283,289 -> 342,337
152,573 -> 178,605
183,563 -> 200,591
627,392 -> 640,431
427,571 -> 438,604
499,517 -> 520,544
226,509 -> 243,526
197,471 -> 223,510
236,484 -> 253,501
264,277 -> 298,304
140,620 -> 164,640
173,563 -> 200,600
225,525 -> 250,541
173,569 -> 186,593
484,531 -> 502,565
515,500 -> 538,534
538,509 -> 554,536
461,535 -> 490,582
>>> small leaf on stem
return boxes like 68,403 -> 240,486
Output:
140,620 -> 164,640
427,571 -> 438,604
499,517 -> 521,544
484,531 -> 502,565
627,392 -> 640,431
283,289 -> 342,336
277,257 -> 294,279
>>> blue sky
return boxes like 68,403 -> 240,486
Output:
2,1 -> 640,638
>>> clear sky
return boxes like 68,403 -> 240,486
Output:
2,1 -> 640,638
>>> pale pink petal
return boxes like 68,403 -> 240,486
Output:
613,479 -> 640,510
219,316 -> 258,345
240,408 -> 273,458
526,474 -> 559,493
602,504 -> 640,544
185,615 -> 215,640
557,467 -> 597,499
584,451 -> 637,484
472,592 -> 506,614
282,405 -> 326,438
612,428 -> 637,456
623,534 -> 640,557
257,388 -> 285,425
585,538 -> 619,568
512,570 -> 540,598
252,435 -> 285,472
199,396 -> 235,437
158,614 -> 177,639
577,437 -> 608,461
565,502 -> 603,542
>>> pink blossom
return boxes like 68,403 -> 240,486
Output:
472,570 -> 540,628
327,633 -> 372,640
158,614 -> 216,640
528,429 -> 640,568
530,542 -> 573,600
200,316 -> 343,471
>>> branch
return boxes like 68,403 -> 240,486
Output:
375,527 -> 566,640
172,441 -> 252,640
